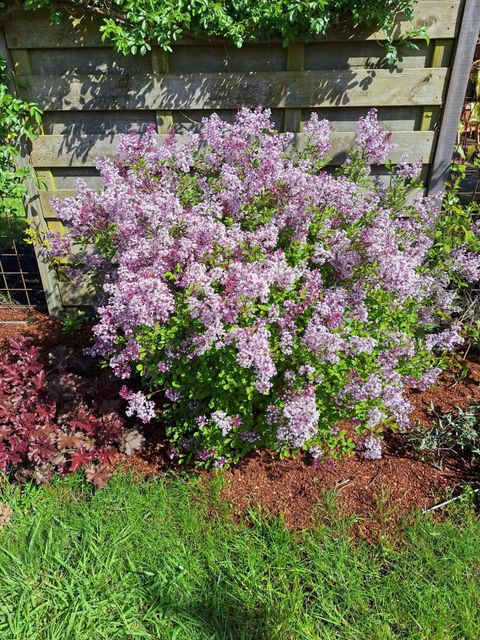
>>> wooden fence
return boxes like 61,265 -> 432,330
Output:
1,0 -> 479,314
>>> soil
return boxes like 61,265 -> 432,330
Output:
0,307 -> 57,343
0,306 -> 92,350
408,355 -> 480,424
220,445 -> 473,542
1,309 -> 479,540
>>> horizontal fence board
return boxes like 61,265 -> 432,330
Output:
49,172 -> 105,190
19,68 -> 448,111
303,106 -> 423,131
4,2 -> 461,49
32,131 -> 435,170
169,41 -> 430,72
42,106 -> 422,135
41,110 -> 157,135
29,47 -> 153,76
169,43 -> 287,73
302,41 -> 430,70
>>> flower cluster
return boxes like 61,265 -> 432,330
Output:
47,108 -> 480,466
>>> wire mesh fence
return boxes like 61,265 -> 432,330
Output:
0,211 -> 45,309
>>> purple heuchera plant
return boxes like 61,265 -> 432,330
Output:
0,336 -> 143,485
45,107 -> 480,466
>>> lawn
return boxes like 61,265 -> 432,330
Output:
0,472 -> 478,640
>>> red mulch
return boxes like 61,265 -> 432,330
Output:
0,307 -> 57,343
219,446 -> 472,542
0,307 -> 92,350
408,355 -> 480,424
1,309 -> 479,540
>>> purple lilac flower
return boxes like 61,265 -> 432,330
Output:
356,435 -> 382,460
165,388 -> 182,402
43,231 -> 72,258
406,367 -> 442,391
240,431 -> 261,443
395,155 -> 423,181
425,324 -> 464,351
303,113 -> 331,160
277,387 -> 319,448
354,108 -> 395,164
367,407 -> 386,428
119,386 -> 156,423
212,410 -> 235,436
309,446 -> 323,460
229,322 -> 277,394
452,248 -> 480,283
196,448 -> 214,462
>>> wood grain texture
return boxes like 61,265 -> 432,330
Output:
18,68 -> 448,111
284,43 -> 305,132
3,2 -> 462,49
429,0 -> 480,192
58,282 -> 93,306
31,131 -> 436,169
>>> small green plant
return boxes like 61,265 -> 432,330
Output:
0,57 -> 42,219
61,309 -> 88,334
405,402 -> 480,469
437,162 -> 480,354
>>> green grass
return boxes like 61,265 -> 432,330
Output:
0,473 -> 479,640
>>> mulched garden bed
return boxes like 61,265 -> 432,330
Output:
1,308 -> 479,539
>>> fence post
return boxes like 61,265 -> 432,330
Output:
428,0 -> 480,193
0,27 -> 64,317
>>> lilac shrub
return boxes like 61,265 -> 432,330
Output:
46,108 -> 480,466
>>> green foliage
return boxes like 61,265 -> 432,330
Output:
0,57 -> 42,219
9,0 -> 426,62
406,402 -> 480,468
437,163 -> 480,349
0,472 -> 479,639
61,309 -> 88,334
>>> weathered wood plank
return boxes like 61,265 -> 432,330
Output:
18,68 -> 448,111
28,46 -> 152,76
428,0 -> 480,192
40,190 -> 78,219
169,43 -> 286,73
41,110 -> 156,135
3,2 -> 462,49
303,106 -> 423,131
59,281 -> 93,306
48,172 -> 104,190
284,43 -> 305,132
31,131 -> 436,169
303,41 -> 430,70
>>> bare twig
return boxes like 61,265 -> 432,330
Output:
335,477 -> 354,491
423,488 -> 479,514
